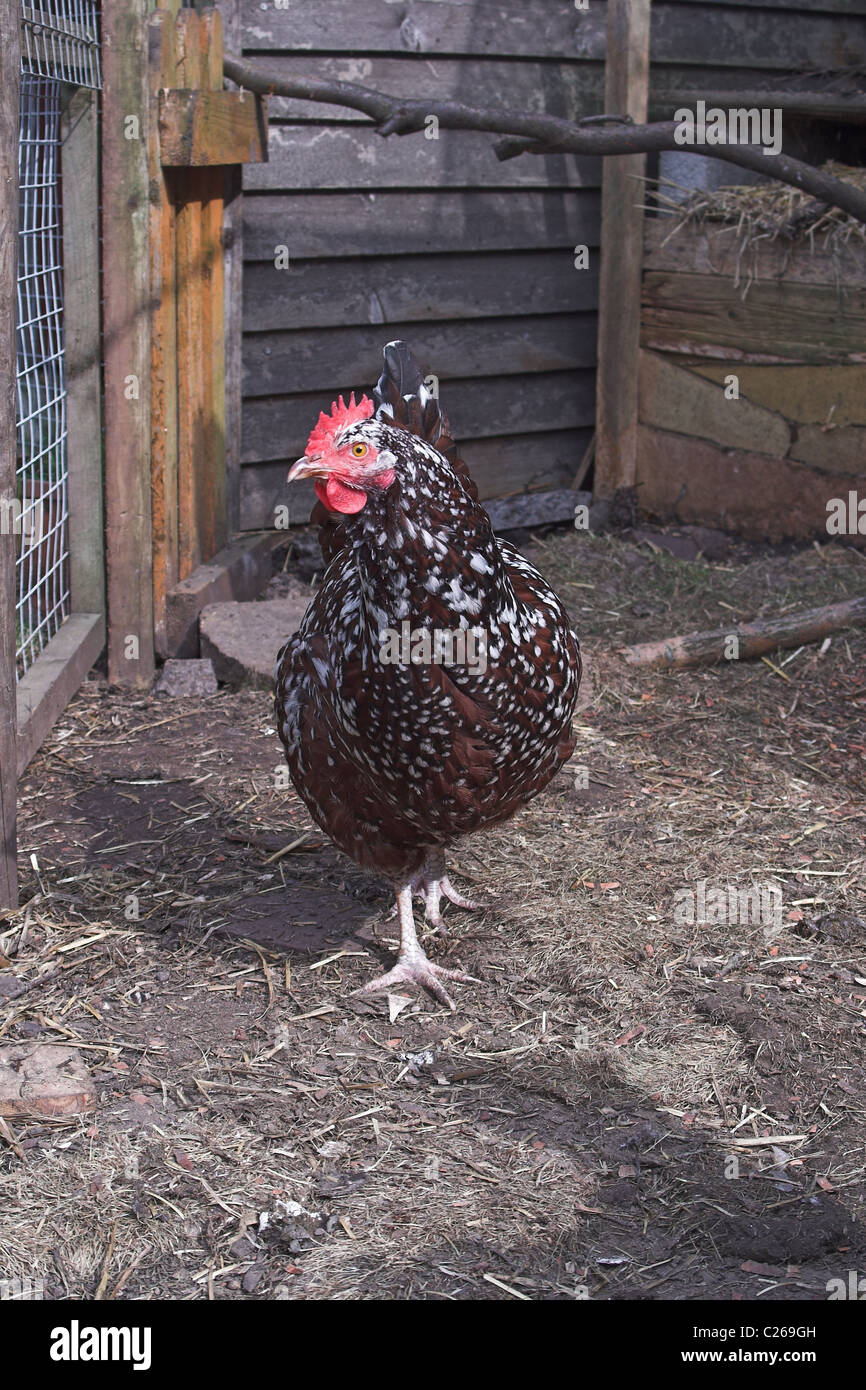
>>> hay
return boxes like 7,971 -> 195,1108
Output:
648,163 -> 866,290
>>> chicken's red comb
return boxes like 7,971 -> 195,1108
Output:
306,393 -> 374,456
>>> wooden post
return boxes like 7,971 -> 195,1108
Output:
217,0 -> 244,539
102,0 -> 156,686
174,7 -> 227,580
593,0 -> 651,499
62,88 -> 105,622
149,2 -> 182,658
0,0 -> 20,908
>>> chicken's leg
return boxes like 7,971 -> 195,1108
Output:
413,850 -> 483,932
363,885 -> 477,1010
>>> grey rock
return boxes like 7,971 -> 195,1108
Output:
199,597 -> 310,690
153,658 -> 218,698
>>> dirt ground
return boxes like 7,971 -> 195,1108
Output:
1,524 -> 865,1302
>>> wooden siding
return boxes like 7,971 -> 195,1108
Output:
237,0 -> 866,529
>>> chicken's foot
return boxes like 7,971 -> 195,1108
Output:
412,851 -> 483,932
362,885 -> 477,1010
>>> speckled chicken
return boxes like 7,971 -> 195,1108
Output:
274,342 -> 581,1008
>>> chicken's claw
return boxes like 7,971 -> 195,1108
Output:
361,952 -> 478,1011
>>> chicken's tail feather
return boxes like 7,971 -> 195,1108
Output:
374,341 -> 479,504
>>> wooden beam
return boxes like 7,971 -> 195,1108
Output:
102,0 -> 155,686
641,272 -> 866,365
149,3 -> 182,659
166,530 -> 282,658
16,615 -> 104,777
223,164 -> 243,538
175,7 -> 228,579
62,88 -> 105,620
158,89 -> 267,166
216,0 -> 244,537
593,0 -> 650,499
485,489 -> 592,533
0,0 -> 20,908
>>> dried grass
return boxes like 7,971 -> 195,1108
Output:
648,162 -> 866,291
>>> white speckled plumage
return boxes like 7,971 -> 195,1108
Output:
274,343 -> 581,1006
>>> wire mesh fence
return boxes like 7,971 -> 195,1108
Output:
21,1 -> 101,90
14,0 -> 100,677
15,72 -> 69,676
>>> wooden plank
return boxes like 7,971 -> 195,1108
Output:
0,0 -> 20,907
687,362 -> 866,427
218,0 -> 245,537
243,190 -> 601,260
202,12 -> 229,567
245,126 -> 599,191
789,424 -> 866,476
635,423 -> 866,545
159,89 -> 267,166
224,165 -> 244,537
638,350 -> 791,457
643,219 -> 866,291
257,55 -> 605,122
641,271 -> 866,363
241,316 -> 597,404
174,15 -> 207,580
664,0 -> 862,11
241,0 -> 597,59
648,4 -> 866,68
16,615 -> 104,778
647,62 -> 854,106
243,251 -> 599,333
239,429 -> 591,529
485,488 -> 592,532
102,0 -> 155,687
174,8 -> 228,578
62,89 -> 105,621
149,5 -> 181,659
240,0 -> 866,67
242,370 -> 597,461
593,0 -> 650,499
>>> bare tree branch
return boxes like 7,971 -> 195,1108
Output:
223,53 -> 866,224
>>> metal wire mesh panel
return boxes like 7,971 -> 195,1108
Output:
21,1 -> 101,90
15,73 -> 69,677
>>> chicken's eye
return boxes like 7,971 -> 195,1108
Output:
350,442 -> 368,458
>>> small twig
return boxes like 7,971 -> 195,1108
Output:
262,833 -> 313,865
93,1219 -> 119,1301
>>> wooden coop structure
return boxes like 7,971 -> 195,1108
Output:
0,0 -> 266,909
636,214 -> 866,543
1,0 -> 106,909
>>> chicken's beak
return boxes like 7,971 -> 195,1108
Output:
287,454 -> 326,482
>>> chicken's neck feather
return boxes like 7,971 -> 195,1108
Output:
345,433 -> 515,639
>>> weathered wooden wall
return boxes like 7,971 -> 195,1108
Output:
637,219 -> 866,543
236,0 -> 866,529
236,0 -> 601,528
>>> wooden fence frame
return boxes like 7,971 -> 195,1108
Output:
594,0 -> 651,499
0,0 -> 21,908
16,83 -> 106,777
1,10 -> 106,910
104,0 -> 264,676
